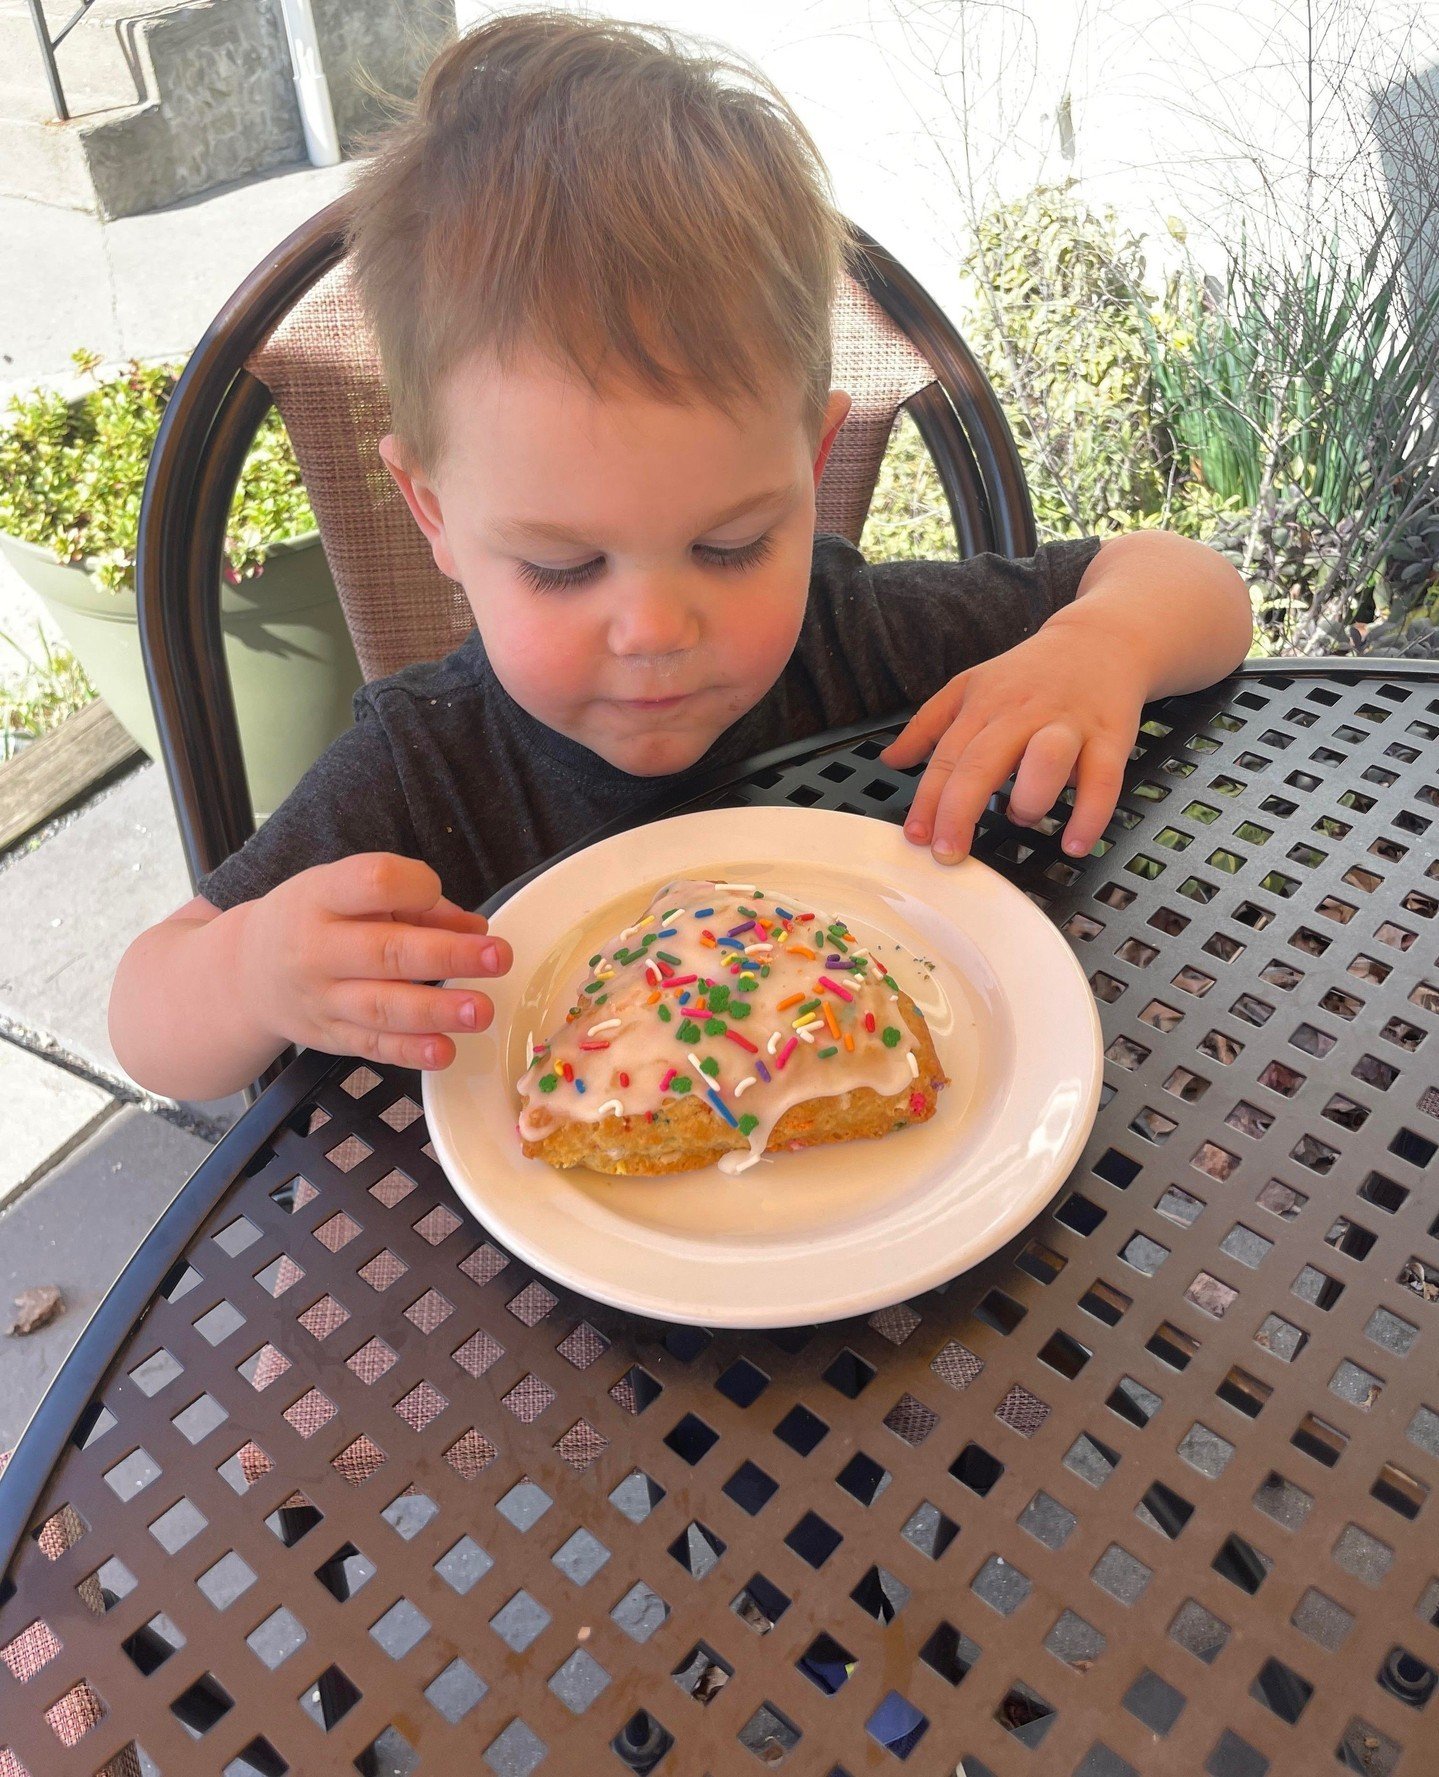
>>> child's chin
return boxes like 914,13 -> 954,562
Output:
599,727 -> 712,778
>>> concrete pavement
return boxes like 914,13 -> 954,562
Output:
1,154 -> 353,1447
0,1105 -> 214,1452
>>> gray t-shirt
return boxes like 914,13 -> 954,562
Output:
198,530 -> 1101,914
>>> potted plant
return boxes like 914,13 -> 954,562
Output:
0,349 -> 363,816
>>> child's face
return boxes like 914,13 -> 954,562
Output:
381,350 -> 850,777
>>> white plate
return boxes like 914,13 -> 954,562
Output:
423,806 -> 1102,1327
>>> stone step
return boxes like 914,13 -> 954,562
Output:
0,0 -> 186,117
4,0 -> 429,220
0,101 -> 156,214
0,0 -> 305,218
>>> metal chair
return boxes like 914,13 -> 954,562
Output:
135,193 -> 1034,902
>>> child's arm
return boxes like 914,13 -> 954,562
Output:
109,854 -> 511,1103
880,531 -> 1252,861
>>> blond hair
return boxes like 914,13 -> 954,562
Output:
343,9 -> 850,479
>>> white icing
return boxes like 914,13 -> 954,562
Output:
516,878 -> 929,1173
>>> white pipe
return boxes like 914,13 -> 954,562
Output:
276,0 -> 341,168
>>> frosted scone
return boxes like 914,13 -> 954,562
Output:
516,879 -> 946,1176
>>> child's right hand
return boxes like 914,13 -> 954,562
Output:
237,853 -> 511,1071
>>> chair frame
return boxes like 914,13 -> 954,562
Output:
135,195 -> 1035,901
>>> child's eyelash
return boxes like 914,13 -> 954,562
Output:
516,532 -> 775,593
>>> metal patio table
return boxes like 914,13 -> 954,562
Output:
1,661 -> 1437,1777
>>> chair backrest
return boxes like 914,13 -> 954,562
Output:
247,263 -> 978,681
136,195 -> 1034,885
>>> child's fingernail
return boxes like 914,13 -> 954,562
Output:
424,1040 -> 441,1066
457,998 -> 477,1029
934,839 -> 957,861
905,822 -> 927,843
479,942 -> 500,971
1064,837 -> 1085,856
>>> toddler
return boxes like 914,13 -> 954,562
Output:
110,10 -> 1251,1103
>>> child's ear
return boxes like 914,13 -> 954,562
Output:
812,388 -> 853,488
378,434 -> 461,581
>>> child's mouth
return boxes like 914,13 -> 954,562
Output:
620,693 -> 691,709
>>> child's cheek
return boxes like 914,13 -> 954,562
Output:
511,608 -> 595,709
730,580 -> 806,684
479,608 -> 559,712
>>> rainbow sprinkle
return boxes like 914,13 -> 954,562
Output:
707,1087 -> 739,1127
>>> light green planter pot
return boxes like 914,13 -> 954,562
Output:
0,528 -> 363,819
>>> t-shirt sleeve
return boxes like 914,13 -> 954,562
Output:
196,700 -> 419,912
799,532 -> 1105,718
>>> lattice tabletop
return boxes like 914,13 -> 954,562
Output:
2,665 -> 1437,1777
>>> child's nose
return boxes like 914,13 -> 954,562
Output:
606,578 -> 701,657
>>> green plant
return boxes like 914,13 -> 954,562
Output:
0,347 -> 316,595
0,626 -> 95,761
862,191 -> 1223,563
1203,490 -> 1439,658
958,184 -> 1180,541
933,185 -> 1439,656
860,409 -> 959,561
886,0 -> 1439,655
1138,223 -> 1439,653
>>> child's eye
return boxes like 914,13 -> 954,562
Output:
694,533 -> 775,573
515,532 -> 774,594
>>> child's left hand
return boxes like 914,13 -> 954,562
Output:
878,616 -> 1146,862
